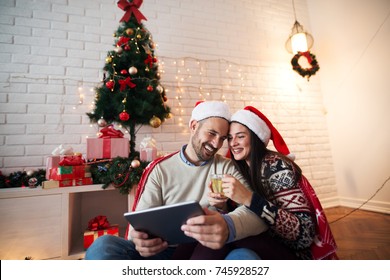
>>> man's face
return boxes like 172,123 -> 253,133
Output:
190,117 -> 229,162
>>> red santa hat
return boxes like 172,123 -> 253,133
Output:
189,100 -> 231,124
230,106 -> 295,160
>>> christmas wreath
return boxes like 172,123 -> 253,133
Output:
291,51 -> 320,80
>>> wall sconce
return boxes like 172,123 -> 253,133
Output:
285,0 -> 319,80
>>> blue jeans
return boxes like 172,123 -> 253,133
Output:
85,235 -> 260,260
225,248 -> 261,260
84,235 -> 175,260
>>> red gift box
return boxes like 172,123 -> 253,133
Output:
42,177 -> 93,189
74,177 -> 93,186
84,215 -> 119,249
86,138 -> 129,160
83,225 -> 119,249
46,154 -> 86,180
49,165 -> 88,180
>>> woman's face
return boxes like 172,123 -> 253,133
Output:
228,122 -> 251,165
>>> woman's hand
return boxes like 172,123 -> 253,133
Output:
221,174 -> 253,207
207,182 -> 228,210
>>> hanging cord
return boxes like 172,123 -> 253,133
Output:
329,175 -> 390,224
338,9 -> 390,89
292,0 -> 297,21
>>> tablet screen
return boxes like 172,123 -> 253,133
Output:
124,200 -> 204,244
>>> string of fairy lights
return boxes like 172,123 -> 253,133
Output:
75,56 -> 275,134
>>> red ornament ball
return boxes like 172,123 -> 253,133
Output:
147,85 -> 153,92
106,80 -> 114,90
120,69 -> 128,75
119,111 -> 130,121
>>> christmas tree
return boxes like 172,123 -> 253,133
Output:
87,0 -> 171,158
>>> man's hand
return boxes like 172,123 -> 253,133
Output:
130,229 -> 168,257
181,207 -> 228,249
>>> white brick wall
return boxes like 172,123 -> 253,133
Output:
0,0 -> 337,200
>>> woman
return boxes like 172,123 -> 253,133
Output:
209,106 -> 337,260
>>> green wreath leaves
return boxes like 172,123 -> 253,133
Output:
291,51 -> 320,80
89,157 -> 149,195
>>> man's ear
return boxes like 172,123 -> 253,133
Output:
189,119 -> 198,131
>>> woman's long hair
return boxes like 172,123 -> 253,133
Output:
231,127 -> 302,200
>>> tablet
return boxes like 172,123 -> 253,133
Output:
124,200 -> 205,245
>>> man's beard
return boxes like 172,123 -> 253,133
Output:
191,131 -> 216,162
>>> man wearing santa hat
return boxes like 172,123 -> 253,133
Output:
85,101 -> 268,260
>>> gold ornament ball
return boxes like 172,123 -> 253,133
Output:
105,56 -> 112,63
149,116 -> 162,128
131,159 -> 140,168
125,28 -> 134,36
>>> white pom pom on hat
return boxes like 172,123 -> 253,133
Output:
231,106 -> 295,160
189,100 -> 231,124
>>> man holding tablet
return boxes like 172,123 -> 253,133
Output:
85,101 -> 267,260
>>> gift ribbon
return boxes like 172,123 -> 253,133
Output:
87,215 -> 111,231
117,0 -> 147,23
99,125 -> 124,138
103,138 -> 111,158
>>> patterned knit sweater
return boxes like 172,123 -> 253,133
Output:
247,153 -> 316,259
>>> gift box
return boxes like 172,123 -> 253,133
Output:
45,145 -> 81,180
42,177 -> 93,189
45,155 -> 61,180
86,125 -> 129,160
86,138 -> 129,160
139,135 -> 158,162
83,215 -> 119,249
74,177 -> 93,186
49,165 -> 89,181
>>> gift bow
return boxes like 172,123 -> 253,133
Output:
119,77 -> 136,91
87,215 -> 111,231
98,125 -> 124,138
144,54 -> 157,67
59,153 -> 85,166
300,51 -> 313,64
117,0 -> 147,23
140,136 -> 156,148
51,144 -> 74,156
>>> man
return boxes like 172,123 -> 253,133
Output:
85,101 -> 267,260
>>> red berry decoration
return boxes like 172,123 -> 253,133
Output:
147,85 -> 153,92
119,111 -> 130,121
120,69 -> 128,75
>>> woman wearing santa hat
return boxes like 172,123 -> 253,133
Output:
209,106 -> 338,260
